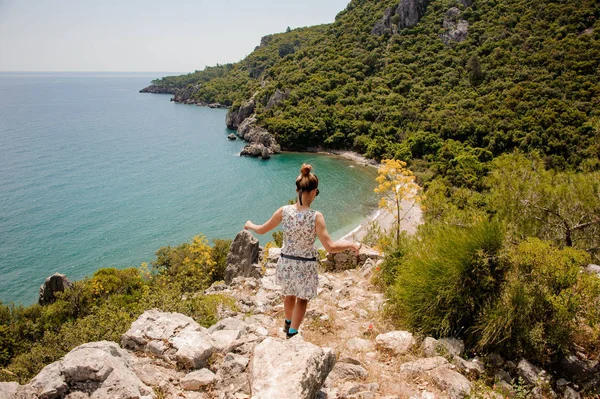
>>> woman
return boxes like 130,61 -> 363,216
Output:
244,163 -> 360,338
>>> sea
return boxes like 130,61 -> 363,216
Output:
0,72 -> 378,305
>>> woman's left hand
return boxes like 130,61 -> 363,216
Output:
244,221 -> 254,231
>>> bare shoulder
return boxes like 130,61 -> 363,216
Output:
315,211 -> 326,224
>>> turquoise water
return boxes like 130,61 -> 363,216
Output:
0,72 -> 377,305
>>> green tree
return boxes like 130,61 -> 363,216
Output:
488,152 -> 600,260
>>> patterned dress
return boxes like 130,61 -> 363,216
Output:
276,205 -> 319,300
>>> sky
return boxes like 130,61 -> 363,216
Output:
0,0 -> 350,73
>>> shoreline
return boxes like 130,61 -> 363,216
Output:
312,150 -> 422,246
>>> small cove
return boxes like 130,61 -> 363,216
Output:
0,72 -> 378,305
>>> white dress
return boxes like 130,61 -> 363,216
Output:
276,205 -> 319,300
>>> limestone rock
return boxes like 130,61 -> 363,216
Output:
61,341 -> 153,398
122,310 -> 218,369
400,357 -> 471,399
427,367 -> 471,399
372,0 -> 432,35
170,329 -> 219,369
251,337 -> 336,399
517,358 -> 542,386
422,337 -> 438,357
261,147 -> 270,159
329,363 -> 368,381
39,273 -> 73,305
226,99 -> 255,129
211,329 -> 242,353
29,361 -> 68,398
240,143 -> 265,157
0,382 -> 19,399
236,114 -> 280,158
265,89 -> 291,110
237,115 -> 257,140
440,7 -> 469,44
346,338 -> 375,353
227,133 -> 237,140
224,230 -> 260,284
181,369 -> 216,391
376,331 -> 416,355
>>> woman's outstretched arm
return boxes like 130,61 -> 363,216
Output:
244,207 -> 283,235
315,212 -> 360,254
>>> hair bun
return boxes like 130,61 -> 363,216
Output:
300,163 -> 312,176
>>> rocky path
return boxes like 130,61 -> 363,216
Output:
250,252 -> 477,399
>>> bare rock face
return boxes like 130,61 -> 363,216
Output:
61,342 -> 154,398
372,0 -> 431,35
440,7 -> 469,45
0,382 -> 20,399
237,115 -> 281,159
39,273 -> 73,305
251,337 -> 336,399
226,99 -> 255,129
122,309 -> 219,370
8,341 -> 153,399
400,357 -> 472,399
265,88 -> 291,110
375,331 -> 416,355
181,368 -> 216,391
224,230 -> 261,284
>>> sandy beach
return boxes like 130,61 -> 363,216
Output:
341,195 -> 422,243
324,149 -> 423,244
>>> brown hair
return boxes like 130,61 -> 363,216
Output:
296,163 -> 319,195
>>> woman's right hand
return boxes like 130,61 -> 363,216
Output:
350,242 -> 361,255
244,221 -> 254,231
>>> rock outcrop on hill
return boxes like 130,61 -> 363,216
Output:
440,7 -> 469,45
224,230 -> 261,284
226,99 -> 255,130
39,273 -> 73,306
372,0 -> 432,35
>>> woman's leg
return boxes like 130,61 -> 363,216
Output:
284,295 -> 296,321
291,298 -> 308,330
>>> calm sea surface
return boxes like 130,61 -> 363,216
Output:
0,72 -> 377,305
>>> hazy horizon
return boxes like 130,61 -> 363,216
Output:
0,0 -> 350,74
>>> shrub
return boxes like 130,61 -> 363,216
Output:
386,221 -> 505,339
0,235 -> 237,382
211,238 -> 232,282
474,238 -> 600,365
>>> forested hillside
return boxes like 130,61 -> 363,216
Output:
148,0 -> 599,179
